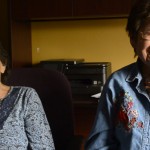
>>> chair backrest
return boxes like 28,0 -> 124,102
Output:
6,67 -> 74,150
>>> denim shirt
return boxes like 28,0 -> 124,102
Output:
85,61 -> 150,150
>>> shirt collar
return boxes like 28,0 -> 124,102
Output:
126,59 -> 143,83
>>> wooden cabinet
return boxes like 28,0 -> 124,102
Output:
12,0 -> 133,21
10,0 -> 32,68
10,20 -> 32,68
12,0 -> 73,20
27,0 -> 73,19
0,0 -> 32,68
73,0 -> 133,18
0,0 -> 10,55
74,104 -> 97,141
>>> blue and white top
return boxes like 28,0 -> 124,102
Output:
0,86 -> 55,150
85,60 -> 150,150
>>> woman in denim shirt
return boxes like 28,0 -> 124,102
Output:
85,0 -> 150,149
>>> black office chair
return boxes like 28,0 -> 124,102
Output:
6,67 -> 83,150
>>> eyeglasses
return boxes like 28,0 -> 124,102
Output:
139,31 -> 150,41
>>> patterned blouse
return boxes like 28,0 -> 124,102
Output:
0,86 -> 55,150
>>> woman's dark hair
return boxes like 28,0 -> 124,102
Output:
126,0 -> 150,40
0,43 -> 9,83
0,43 -> 8,66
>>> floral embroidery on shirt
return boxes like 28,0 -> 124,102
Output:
114,90 -> 144,131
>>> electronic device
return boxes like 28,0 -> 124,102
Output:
39,60 -> 111,104
64,62 -> 111,97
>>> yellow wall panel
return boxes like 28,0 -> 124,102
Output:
31,19 -> 135,72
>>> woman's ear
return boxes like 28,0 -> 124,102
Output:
0,61 -> 6,74
0,65 -> 6,74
